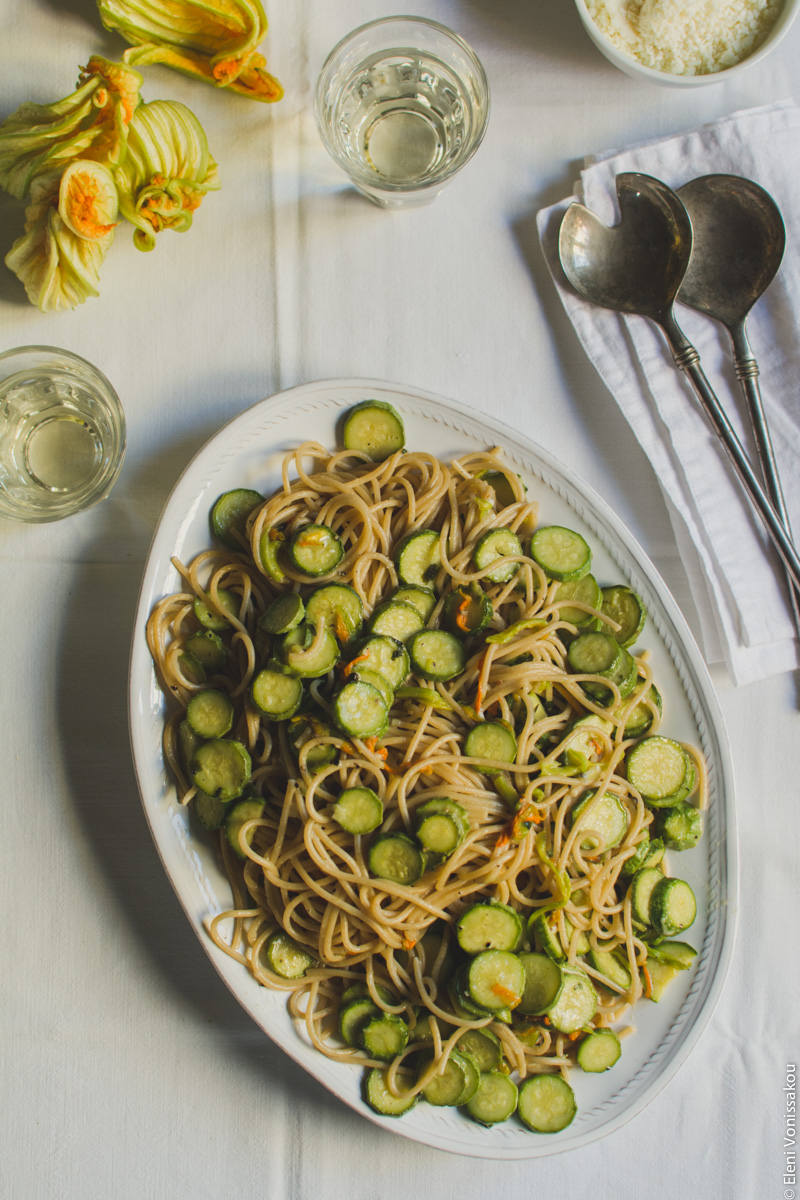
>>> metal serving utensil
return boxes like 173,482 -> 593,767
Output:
558,172 -> 800,591
676,173 -> 800,628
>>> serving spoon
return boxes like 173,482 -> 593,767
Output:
558,172 -> 800,591
676,173 -> 800,626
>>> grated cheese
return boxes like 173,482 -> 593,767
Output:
585,0 -> 785,75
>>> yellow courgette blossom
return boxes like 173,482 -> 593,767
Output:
114,99 -> 220,251
97,0 -> 283,102
5,170 -> 116,312
0,56 -> 143,199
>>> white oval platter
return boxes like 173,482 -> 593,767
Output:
128,378 -> 737,1160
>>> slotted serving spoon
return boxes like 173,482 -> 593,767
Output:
558,172 -> 800,591
676,173 -> 800,624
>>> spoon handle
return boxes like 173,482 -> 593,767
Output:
660,316 -> 800,592
736,358 -> 800,634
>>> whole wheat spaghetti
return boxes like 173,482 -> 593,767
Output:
146,435 -> 704,1111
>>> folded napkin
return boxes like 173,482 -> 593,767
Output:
537,101 -> 800,686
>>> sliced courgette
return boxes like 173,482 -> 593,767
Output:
576,1028 -> 621,1073
288,524 -> 344,577
601,584 -> 646,647
516,951 -> 564,1015
251,668 -> 304,719
368,832 -> 423,885
530,526 -> 591,582
407,629 -> 466,681
472,527 -> 523,584
391,584 -> 437,621
305,583 -> 364,643
192,738 -> 251,802
368,600 -> 425,643
331,786 -> 384,834
395,529 -> 441,587
654,801 -> 703,851
343,399 -> 405,462
186,688 -> 234,739
464,721 -> 517,774
364,1068 -> 418,1116
518,1074 -> 577,1133
456,901 -> 523,955
263,930 -> 315,979
211,488 -> 263,549
466,1071 -> 518,1126
332,680 -> 389,740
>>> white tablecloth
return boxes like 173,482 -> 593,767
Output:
2,2 -> 798,1197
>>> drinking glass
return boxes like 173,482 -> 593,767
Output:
315,16 -> 490,209
0,345 -> 126,523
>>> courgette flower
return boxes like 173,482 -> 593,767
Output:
0,57 -> 143,199
5,171 -> 115,312
114,99 -> 220,251
97,0 -> 283,102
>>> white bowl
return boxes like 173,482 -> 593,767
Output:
574,0 -> 800,87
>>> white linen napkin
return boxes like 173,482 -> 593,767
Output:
537,101 -> 800,685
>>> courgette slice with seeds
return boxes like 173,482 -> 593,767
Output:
368,831 -> 423,885
601,584 -> 646,647
211,488 -> 264,549
391,584 -> 437,621
251,668 -> 304,720
649,877 -> 697,936
192,739 -> 251,802
191,791 -> 228,832
566,630 -> 621,680
553,573 -> 603,629
332,680 -> 389,740
395,529 -> 441,587
263,930 -> 315,979
359,1013 -> 409,1061
626,736 -> 695,806
351,635 -> 410,689
466,1071 -> 519,1126
186,688 -> 234,739
465,949 -> 525,1012
368,599 -> 425,643
544,965 -> 597,1033
472,527 -> 523,584
288,524 -> 344,577
629,866 -> 664,927
570,789 -> 629,854
407,629 -> 466,681
331,786 -> 384,834
464,721 -> 517,774
415,812 -> 463,856
518,1074 -> 577,1133
184,630 -> 227,672
457,1028 -> 503,1072
305,583 -> 363,643
456,902 -> 523,954
364,1068 -> 418,1116
530,526 -> 591,582
576,1028 -> 621,1073
343,400 -> 405,462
